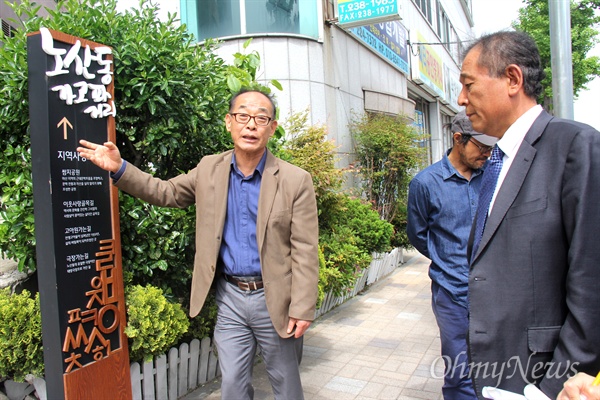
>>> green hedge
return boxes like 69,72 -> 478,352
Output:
124,285 -> 190,363
0,289 -> 43,381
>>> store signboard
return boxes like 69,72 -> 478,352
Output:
443,65 -> 462,111
349,20 -> 409,74
410,31 -> 445,98
338,0 -> 401,28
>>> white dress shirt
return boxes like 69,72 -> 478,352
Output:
489,104 -> 543,213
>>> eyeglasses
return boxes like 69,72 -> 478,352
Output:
469,137 -> 494,154
230,113 -> 273,126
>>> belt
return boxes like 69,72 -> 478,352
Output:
223,274 -> 264,291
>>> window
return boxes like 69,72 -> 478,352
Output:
449,27 -> 461,62
196,0 -> 242,39
413,0 -> 433,25
247,0 -> 299,35
437,6 -> 449,49
183,0 -> 319,41
436,3 -> 461,63
411,100 -> 432,165
441,113 -> 453,152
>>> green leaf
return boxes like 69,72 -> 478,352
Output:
227,75 -> 242,93
270,79 -> 283,91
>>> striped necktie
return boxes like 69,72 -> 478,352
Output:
472,145 -> 504,260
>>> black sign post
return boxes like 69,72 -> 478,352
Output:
27,28 -> 131,399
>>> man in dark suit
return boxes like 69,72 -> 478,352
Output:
78,88 -> 319,399
459,30 -> 600,399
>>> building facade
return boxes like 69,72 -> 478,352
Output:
176,0 -> 476,172
3,0 -> 477,172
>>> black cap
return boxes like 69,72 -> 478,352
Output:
451,110 -> 497,146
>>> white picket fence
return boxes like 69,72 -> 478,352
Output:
315,247 -> 403,318
130,337 -> 219,400
129,247 -> 404,399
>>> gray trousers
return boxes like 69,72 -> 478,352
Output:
214,276 -> 304,400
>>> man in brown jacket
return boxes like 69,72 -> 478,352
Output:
78,88 -> 319,399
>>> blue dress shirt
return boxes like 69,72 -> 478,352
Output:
219,151 -> 266,277
111,160 -> 127,181
406,151 -> 484,307
113,153 -> 266,277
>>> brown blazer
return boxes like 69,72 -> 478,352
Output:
115,149 -> 320,338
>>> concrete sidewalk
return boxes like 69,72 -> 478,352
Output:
182,251 -> 444,400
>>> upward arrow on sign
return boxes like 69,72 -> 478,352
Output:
57,117 -> 73,140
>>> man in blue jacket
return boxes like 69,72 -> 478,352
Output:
407,111 -> 496,399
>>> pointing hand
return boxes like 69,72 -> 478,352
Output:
77,140 -> 123,173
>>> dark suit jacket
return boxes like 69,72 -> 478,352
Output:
467,111 -> 600,398
115,149 -> 320,338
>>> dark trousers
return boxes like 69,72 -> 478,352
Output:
214,277 -> 304,400
431,281 -> 477,400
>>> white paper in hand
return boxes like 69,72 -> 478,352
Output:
523,384 -> 551,400
482,384 -> 553,400
482,386 -> 527,399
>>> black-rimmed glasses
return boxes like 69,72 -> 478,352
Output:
230,113 -> 273,126
469,137 -> 493,154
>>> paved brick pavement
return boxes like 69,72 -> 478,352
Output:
182,251 -> 444,400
